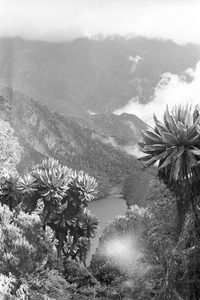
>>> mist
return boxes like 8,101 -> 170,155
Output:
0,0 -> 200,45
91,132 -> 145,159
114,61 -> 200,126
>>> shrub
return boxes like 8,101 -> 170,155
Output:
0,205 -> 57,277
28,269 -> 71,300
0,273 -> 29,300
63,259 -> 97,288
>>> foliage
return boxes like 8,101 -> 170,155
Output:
62,209 -> 99,264
0,158 -> 99,264
0,118 -> 23,177
91,258 -> 121,286
90,179 -> 197,299
123,165 -> 156,207
138,104 -> 200,198
0,203 -> 98,299
0,273 -> 29,300
0,175 -> 22,210
0,205 -> 56,277
0,205 -> 72,300
145,181 -> 200,300
138,104 -> 200,299
144,180 -> 179,265
63,260 -> 97,288
28,269 -> 71,300
90,205 -> 163,299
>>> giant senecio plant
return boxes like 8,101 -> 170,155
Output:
138,104 -> 200,300
0,158 -> 99,262
139,104 -> 200,199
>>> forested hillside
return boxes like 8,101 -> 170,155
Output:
0,84 -> 154,200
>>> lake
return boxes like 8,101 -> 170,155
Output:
87,185 -> 127,264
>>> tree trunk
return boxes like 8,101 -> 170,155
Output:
159,206 -> 200,300
176,197 -> 189,236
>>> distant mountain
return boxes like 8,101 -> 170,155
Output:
0,84 -> 154,201
0,36 -> 200,115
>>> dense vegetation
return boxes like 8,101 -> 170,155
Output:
1,104 -> 200,299
0,156 -> 100,299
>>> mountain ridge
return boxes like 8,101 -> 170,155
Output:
1,36 -> 200,116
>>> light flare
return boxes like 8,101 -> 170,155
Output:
101,235 -> 140,270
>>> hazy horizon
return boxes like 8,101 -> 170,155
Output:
0,0 -> 200,46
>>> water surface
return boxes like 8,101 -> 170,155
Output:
87,185 -> 127,264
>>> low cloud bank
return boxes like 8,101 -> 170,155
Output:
114,61 -> 200,126
91,133 -> 145,159
92,61 -> 200,159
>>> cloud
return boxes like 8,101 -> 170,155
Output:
91,132 -> 145,159
92,133 -> 119,148
129,55 -> 143,73
124,144 -> 145,158
0,0 -> 200,45
114,61 -> 200,126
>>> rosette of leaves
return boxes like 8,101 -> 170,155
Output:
0,175 -> 21,210
32,158 -> 73,203
68,170 -> 98,208
78,209 -> 99,238
64,234 -> 91,265
74,236 -> 91,265
17,174 -> 39,213
138,104 -> 200,196
59,209 -> 98,261
68,208 -> 99,240
30,159 -> 74,226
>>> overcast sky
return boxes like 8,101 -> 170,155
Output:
0,0 -> 200,45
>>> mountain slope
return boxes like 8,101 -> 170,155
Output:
0,84 -> 155,200
0,36 -> 200,115
69,112 -> 147,146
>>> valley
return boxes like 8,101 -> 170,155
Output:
1,35 -> 200,204
0,83 -> 154,201
1,35 -> 199,203
1,34 -> 200,299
